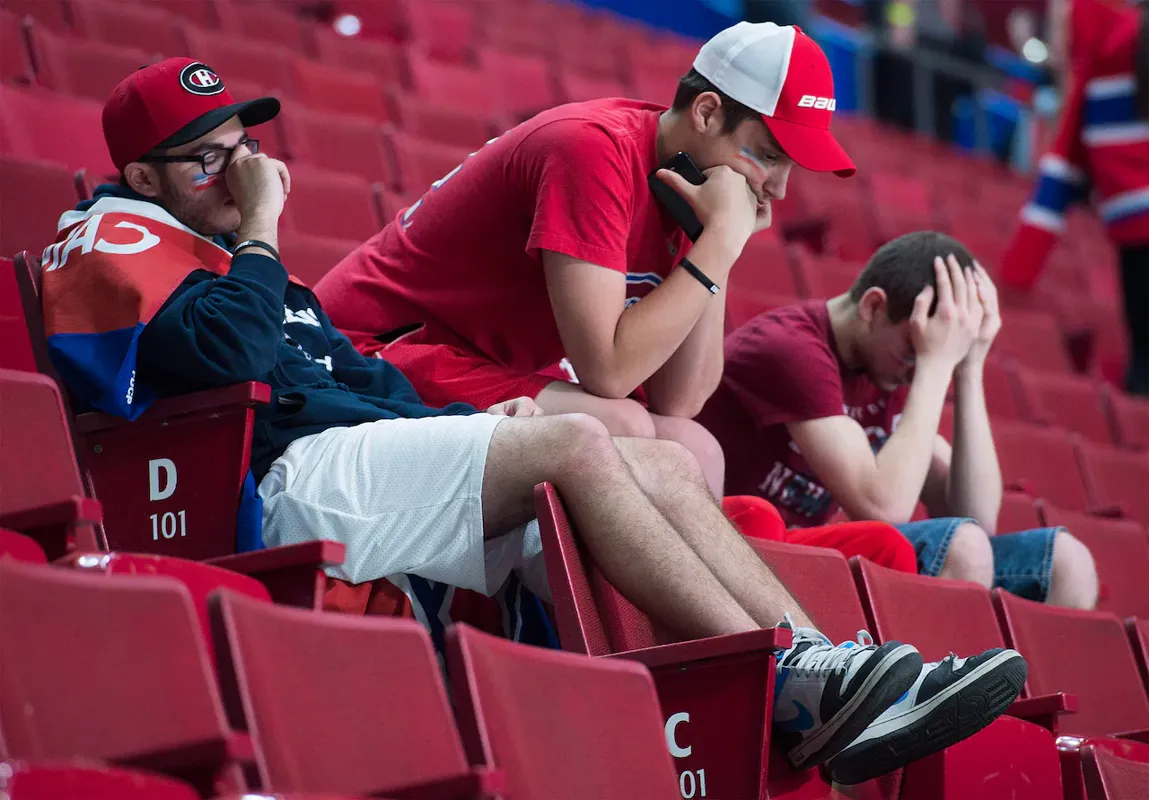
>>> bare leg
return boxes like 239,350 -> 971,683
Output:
537,381 -> 725,497
1045,530 -> 1099,609
612,436 -> 815,629
480,412 -> 758,639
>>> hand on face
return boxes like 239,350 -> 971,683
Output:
909,254 -> 985,372
225,150 -> 291,229
655,164 -> 758,245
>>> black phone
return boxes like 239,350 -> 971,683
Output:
648,151 -> 706,242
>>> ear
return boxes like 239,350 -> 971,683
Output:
690,91 -> 724,134
123,162 -> 162,198
857,287 -> 889,325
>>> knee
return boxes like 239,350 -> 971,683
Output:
1048,531 -> 1099,610
548,413 -> 616,464
589,398 -> 658,439
668,418 -> 725,475
940,523 -> 995,588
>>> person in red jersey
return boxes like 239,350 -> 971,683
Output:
1002,0 -> 1149,395
699,232 -> 1100,609
315,22 -> 855,497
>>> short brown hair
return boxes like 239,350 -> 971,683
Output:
849,231 -> 975,323
672,68 -> 762,134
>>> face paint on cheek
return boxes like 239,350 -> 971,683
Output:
192,172 -> 221,192
736,147 -> 768,181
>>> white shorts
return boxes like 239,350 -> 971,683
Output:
257,413 -> 547,599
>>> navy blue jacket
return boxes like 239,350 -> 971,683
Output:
82,186 -> 478,479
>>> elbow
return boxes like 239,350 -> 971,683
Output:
850,497 -> 915,527
648,393 -> 708,420
576,369 -> 637,402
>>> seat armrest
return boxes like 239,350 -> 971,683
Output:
1118,729 -> 1149,745
378,767 -> 506,800
605,627 -> 792,670
0,497 -> 104,559
1008,692 -> 1079,734
206,541 -> 346,608
75,382 -> 271,433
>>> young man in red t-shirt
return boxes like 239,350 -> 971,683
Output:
699,232 -> 1099,610
315,22 -> 854,497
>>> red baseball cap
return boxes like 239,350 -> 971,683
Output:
103,57 -> 280,172
692,23 -> 855,177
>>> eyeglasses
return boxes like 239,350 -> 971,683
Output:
139,138 -> 260,175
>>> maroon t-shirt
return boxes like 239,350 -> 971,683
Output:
698,301 -> 909,527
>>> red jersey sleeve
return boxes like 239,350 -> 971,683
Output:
516,119 -> 633,272
721,313 -> 846,430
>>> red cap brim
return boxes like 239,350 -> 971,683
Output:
762,115 -> 856,178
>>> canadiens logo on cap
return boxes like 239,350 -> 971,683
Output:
179,62 -> 224,96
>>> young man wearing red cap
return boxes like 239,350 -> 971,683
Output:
315,23 -> 856,497
40,56 -> 1025,786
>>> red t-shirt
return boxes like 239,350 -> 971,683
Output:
314,98 -> 691,374
697,301 -> 909,528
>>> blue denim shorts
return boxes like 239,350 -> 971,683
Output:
894,518 -> 1060,602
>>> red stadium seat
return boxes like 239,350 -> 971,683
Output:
0,155 -> 79,257
292,60 -> 391,121
334,0 -> 407,43
997,490 -> 1044,532
1130,617 -> 1149,694
1078,440 -> 1149,526
0,9 -> 32,86
385,130 -> 470,196
210,589 -> 504,797
534,482 -> 792,800
0,369 -> 102,559
313,28 -> 408,90
407,56 -> 496,117
977,357 -> 1028,421
134,0 -> 229,29
557,70 -> 628,103
28,27 -> 156,103
390,91 -> 496,150
281,165 -> 383,241
68,1 -> 183,57
446,624 -> 680,799
0,560 -> 246,794
727,235 -> 798,297
993,420 -> 1091,512
1042,505 -> 1149,619
1106,386 -> 1149,451
181,26 -> 297,95
0,258 -> 36,371
0,528 -> 46,563
279,230 -> 360,289
996,309 -> 1075,374
233,1 -> 313,52
0,0 -> 67,33
1080,743 -> 1149,800
477,47 -> 557,120
1017,369 -> 1115,445
724,289 -> 797,336
406,0 -> 477,63
0,761 -> 201,800
0,85 -> 116,179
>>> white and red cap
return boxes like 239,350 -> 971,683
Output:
103,57 -> 279,172
693,22 -> 855,177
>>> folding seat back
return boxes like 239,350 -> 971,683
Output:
727,234 -> 797,298
335,0 -> 407,42
0,560 -> 237,793
313,28 -> 408,89
477,47 -> 556,119
446,624 -> 680,800
978,357 -> 1026,421
281,166 -> 383,241
283,106 -> 392,182
0,528 -> 46,563
279,231 -> 360,289
29,27 -> 156,103
558,70 -> 627,103
853,558 -> 1006,662
233,2 -> 312,51
0,86 -> 116,179
0,369 -> 101,558
0,9 -> 31,85
210,590 -> 493,796
1105,386 -> 1149,451
1078,440 -> 1149,526
407,57 -> 497,117
1019,369 -> 1115,445
994,589 -> 1149,738
406,0 -> 476,63
744,537 -> 870,644
997,490 -> 1044,532
181,27 -> 297,95
1043,506 -> 1149,619
0,155 -> 78,258
68,1 -> 183,56
1081,744 -> 1149,800
993,420 -> 1091,511
724,289 -> 796,335
996,308 -> 1075,374
291,60 -> 390,121
0,0 -> 67,33
0,761 -> 201,800
390,91 -> 494,150
386,130 -> 471,196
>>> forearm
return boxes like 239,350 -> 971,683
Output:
581,227 -> 741,398
870,360 -> 954,522
644,291 -> 726,417
946,363 -> 1003,530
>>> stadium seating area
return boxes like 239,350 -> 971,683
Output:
3,0 -> 1149,798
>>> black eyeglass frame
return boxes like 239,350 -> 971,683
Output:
138,138 -> 260,175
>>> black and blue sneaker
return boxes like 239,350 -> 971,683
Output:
775,618 -> 923,771
826,648 -> 1028,785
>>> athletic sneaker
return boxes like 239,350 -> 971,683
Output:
774,618 -> 923,770
826,648 -> 1028,785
